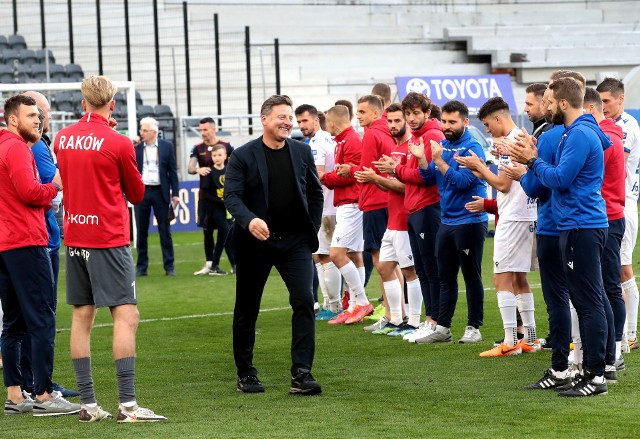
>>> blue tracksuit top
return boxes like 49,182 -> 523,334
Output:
418,128 -> 488,226
520,125 -> 564,236
530,114 -> 609,230
32,138 -> 61,253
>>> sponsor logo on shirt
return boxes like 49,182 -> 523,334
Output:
66,211 -> 100,225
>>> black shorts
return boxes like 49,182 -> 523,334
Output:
363,208 -> 388,252
66,246 -> 137,308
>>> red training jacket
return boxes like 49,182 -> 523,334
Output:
395,118 -> 443,213
322,126 -> 362,206
599,118 -> 625,221
349,118 -> 395,212
387,139 -> 409,231
0,130 -> 58,251
54,112 -> 145,248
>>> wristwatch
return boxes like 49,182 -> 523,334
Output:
52,182 -> 62,191
526,157 -> 537,169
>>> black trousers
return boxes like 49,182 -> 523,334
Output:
135,185 -> 174,272
435,222 -> 486,329
408,203 -> 441,319
601,218 -> 625,364
203,203 -> 235,267
537,235 -> 571,372
560,228 -> 608,376
233,233 -> 315,377
0,246 -> 56,396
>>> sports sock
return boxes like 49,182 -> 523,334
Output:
616,341 -> 622,360
72,357 -> 96,405
516,292 -> 537,344
406,278 -> 423,327
622,278 -> 639,340
339,262 -> 367,311
357,266 -> 366,286
551,369 -> 568,379
383,279 -> 403,325
591,375 -> 605,385
497,291 -> 518,347
315,263 -> 328,308
322,262 -> 342,310
115,356 -> 136,404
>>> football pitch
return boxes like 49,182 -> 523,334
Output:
8,231 -> 640,438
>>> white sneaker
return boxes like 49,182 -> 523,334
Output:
32,391 -> 81,416
404,322 -> 434,342
458,326 -> 482,343
116,404 -> 167,423
193,264 -> 212,276
79,404 -> 113,422
363,316 -> 389,332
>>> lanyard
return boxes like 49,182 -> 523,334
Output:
144,145 -> 158,167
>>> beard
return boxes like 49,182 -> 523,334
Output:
443,126 -> 465,142
18,122 -> 39,144
390,124 -> 407,138
551,107 -> 565,125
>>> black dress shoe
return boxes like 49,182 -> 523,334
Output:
136,271 -> 147,277
166,269 -> 176,276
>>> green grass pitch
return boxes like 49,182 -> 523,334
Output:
6,230 -> 640,438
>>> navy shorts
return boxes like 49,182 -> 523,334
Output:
363,208 -> 388,252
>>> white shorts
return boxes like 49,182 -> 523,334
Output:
315,215 -> 336,255
331,203 -> 364,252
379,229 -> 415,268
493,220 -> 536,273
621,207 -> 638,266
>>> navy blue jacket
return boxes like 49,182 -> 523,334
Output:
224,137 -> 324,250
530,114 -> 610,230
419,128 -> 488,225
135,139 -> 179,204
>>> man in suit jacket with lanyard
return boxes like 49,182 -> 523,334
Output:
225,95 -> 324,395
134,117 -> 180,276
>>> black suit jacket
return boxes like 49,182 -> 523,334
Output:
224,137 -> 324,250
135,139 -> 180,204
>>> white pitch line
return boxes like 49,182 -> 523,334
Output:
56,306 -> 291,333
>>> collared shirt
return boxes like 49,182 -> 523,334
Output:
142,143 -> 160,185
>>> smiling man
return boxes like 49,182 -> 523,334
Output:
224,95 -> 324,396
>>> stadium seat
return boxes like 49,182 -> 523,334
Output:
0,35 -> 9,51
114,91 -> 126,106
136,104 -> 155,118
135,91 -> 143,107
65,63 -> 84,82
52,92 -> 75,113
112,104 -> 128,120
48,63 -> 66,81
30,63 -> 49,82
8,34 -> 27,51
19,49 -> 37,66
35,48 -> 55,65
2,49 -> 20,65
16,64 -> 31,83
0,64 -> 14,83
155,104 -> 173,118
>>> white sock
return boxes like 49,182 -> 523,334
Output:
516,292 -> 537,344
315,263 -> 329,308
616,341 -> 622,359
573,341 -> 583,365
592,375 -> 605,384
497,291 -> 518,347
551,368 -> 568,379
623,278 -> 639,339
570,300 -> 581,345
406,278 -> 423,327
357,266 -> 366,286
322,262 -> 341,307
339,262 -> 368,311
435,324 -> 450,334
205,261 -> 212,268
383,279 -> 403,325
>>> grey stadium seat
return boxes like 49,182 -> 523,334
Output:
19,49 -> 37,66
0,36 -> 9,51
136,105 -> 155,119
65,63 -> 84,82
36,48 -> 55,64
8,34 -> 27,51
0,64 -> 14,83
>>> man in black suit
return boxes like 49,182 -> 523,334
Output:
134,117 -> 180,276
225,95 -> 324,395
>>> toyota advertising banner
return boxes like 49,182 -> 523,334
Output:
395,74 -> 518,115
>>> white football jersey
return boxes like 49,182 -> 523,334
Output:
617,111 -> 640,209
497,128 -> 537,221
309,129 -> 337,215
